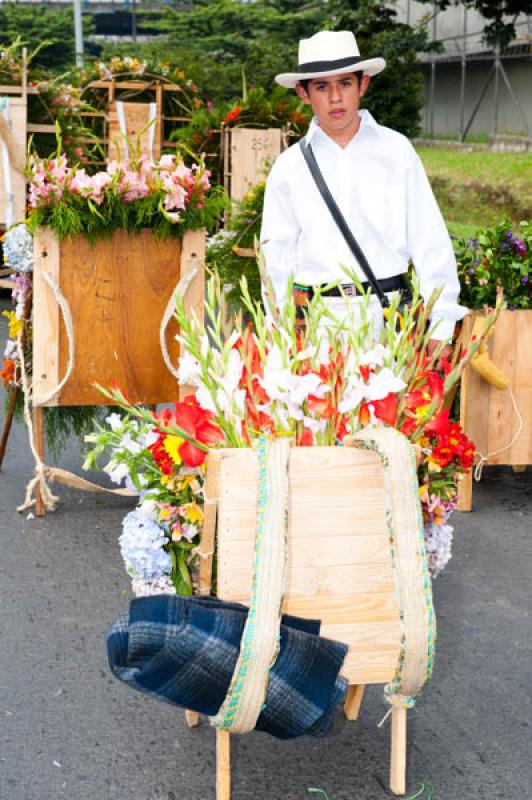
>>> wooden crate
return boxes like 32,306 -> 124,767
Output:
458,310 -> 532,510
195,435 -> 433,797
216,446 -> 401,685
223,127 -> 283,203
107,101 -> 161,162
32,227 -> 204,407
0,95 -> 27,228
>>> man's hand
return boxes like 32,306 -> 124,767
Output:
427,339 -> 453,372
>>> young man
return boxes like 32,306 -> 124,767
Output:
260,30 -> 466,355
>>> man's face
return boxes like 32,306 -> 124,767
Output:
296,72 -> 370,141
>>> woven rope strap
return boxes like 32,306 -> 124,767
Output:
353,427 -> 436,707
210,437 -> 290,734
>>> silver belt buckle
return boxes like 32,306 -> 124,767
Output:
342,283 -> 356,297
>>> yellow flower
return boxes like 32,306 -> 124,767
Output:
427,456 -> 443,473
419,483 -> 429,504
163,435 -> 184,465
181,501 -> 203,525
3,310 -> 23,340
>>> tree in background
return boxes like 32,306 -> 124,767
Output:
415,0 -> 530,48
102,0 -> 430,137
0,4 -> 94,72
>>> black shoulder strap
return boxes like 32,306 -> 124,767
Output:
299,138 -> 389,309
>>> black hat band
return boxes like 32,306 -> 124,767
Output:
298,56 -> 363,73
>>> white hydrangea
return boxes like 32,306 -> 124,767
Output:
425,522 -> 453,577
3,224 -> 33,273
119,510 -> 172,580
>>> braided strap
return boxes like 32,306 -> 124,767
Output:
351,427 -> 436,706
210,437 -> 290,733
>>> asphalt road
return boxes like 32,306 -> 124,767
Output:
0,299 -> 531,800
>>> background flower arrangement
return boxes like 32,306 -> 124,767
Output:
456,220 -> 530,310
90,269 -> 501,594
26,145 -> 227,242
172,86 -> 311,171
206,181 -> 265,308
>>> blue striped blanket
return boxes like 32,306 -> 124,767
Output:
107,595 -> 348,739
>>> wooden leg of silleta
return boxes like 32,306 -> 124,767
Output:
512,465 -> 527,473
34,406 -> 46,517
216,730 -> 231,800
457,469 -> 472,512
0,386 -> 18,470
185,710 -> 200,728
390,706 -> 407,796
344,684 -> 366,721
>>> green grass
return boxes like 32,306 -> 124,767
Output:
416,147 -> 532,236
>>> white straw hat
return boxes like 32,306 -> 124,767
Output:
275,30 -> 385,89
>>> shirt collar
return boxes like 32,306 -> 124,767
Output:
305,109 -> 379,147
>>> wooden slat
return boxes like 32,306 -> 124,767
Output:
283,594 -> 399,625
461,314 -> 489,457
223,561 -> 395,597
341,650 -> 399,685
178,229 -> 205,400
32,228 -> 60,407
319,621 -> 400,649
218,535 -> 391,573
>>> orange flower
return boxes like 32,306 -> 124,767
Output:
0,359 -> 16,387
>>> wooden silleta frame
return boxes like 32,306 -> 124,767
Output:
32,228 -> 204,407
30,227 -> 204,515
190,432 -> 436,799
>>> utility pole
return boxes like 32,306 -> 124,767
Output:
73,0 -> 84,68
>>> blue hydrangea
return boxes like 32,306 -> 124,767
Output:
3,223 -> 34,273
119,510 -> 172,580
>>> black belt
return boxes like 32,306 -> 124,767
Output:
294,274 -> 409,299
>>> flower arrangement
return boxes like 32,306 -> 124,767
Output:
26,147 -> 227,242
456,220 -> 530,310
172,86 -> 311,163
206,181 -> 265,308
91,268 -> 502,593
1,224 -> 33,391
83,407 -> 219,595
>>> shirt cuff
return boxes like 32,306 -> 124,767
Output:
428,317 -> 457,342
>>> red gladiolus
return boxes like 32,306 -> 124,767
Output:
154,396 -> 224,467
298,428 -> 314,446
360,392 -> 398,427
307,392 -> 334,418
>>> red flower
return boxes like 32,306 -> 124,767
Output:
154,396 -> 224,467
298,428 -> 314,446
224,105 -> 241,125
307,392 -> 334,419
360,392 -> 398,427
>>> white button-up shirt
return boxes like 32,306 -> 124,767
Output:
260,110 -> 466,340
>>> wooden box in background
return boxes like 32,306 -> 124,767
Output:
223,127 -> 283,203
32,227 -> 204,407
458,309 -> 532,510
